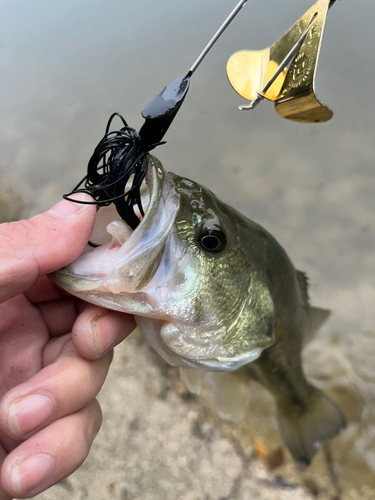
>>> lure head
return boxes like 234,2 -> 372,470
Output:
51,155 -> 275,371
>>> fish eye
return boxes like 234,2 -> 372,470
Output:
199,230 -> 226,253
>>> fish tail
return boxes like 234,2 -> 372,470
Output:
276,387 -> 346,468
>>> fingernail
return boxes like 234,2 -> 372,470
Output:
8,394 -> 56,437
11,454 -> 54,496
48,193 -> 93,219
90,311 -> 123,357
90,315 -> 107,356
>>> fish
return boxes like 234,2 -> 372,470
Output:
50,154 -> 345,466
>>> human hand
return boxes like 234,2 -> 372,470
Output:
0,196 -> 135,499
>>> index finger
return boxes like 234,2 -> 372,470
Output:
0,194 -> 95,303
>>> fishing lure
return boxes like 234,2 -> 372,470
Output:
64,0 -> 339,228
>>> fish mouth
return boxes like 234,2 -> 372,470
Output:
50,155 -> 179,299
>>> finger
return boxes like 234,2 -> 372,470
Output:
0,295 -> 49,396
72,305 -> 136,360
0,444 -> 11,500
0,335 -> 111,440
0,400 -> 102,499
37,297 -> 80,337
0,193 -> 95,304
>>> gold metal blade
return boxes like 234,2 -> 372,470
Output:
226,0 -> 333,123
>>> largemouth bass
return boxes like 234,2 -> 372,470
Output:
50,155 -> 345,466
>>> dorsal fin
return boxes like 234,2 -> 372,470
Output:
296,270 -> 310,306
296,270 -> 331,343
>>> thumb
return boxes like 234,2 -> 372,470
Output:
0,194 -> 96,303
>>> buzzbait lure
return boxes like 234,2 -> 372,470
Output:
63,0 -> 339,227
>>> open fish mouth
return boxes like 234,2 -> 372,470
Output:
50,155 -> 179,297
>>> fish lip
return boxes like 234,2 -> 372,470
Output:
50,154 -> 165,289
49,267 -> 103,290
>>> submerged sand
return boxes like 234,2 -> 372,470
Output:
34,330 -> 374,500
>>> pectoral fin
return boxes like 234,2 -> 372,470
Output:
179,370 -> 251,423
206,372 -> 251,423
179,368 -> 206,395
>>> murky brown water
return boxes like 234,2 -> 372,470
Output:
0,0 -> 374,497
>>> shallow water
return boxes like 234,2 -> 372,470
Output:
0,0 -> 374,496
